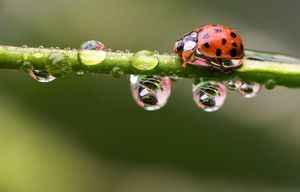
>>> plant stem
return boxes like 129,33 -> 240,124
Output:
0,45 -> 300,88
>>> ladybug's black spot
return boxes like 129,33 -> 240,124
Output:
203,43 -> 210,48
230,48 -> 237,57
203,33 -> 210,39
230,32 -> 237,38
222,38 -> 227,45
216,48 -> 222,57
232,42 -> 238,47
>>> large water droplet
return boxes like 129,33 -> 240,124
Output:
131,50 -> 159,71
29,68 -> 56,83
193,81 -> 227,112
130,75 -> 172,111
238,82 -> 261,98
79,40 -> 106,66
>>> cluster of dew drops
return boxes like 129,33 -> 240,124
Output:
27,40 -> 261,112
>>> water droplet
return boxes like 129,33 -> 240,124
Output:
131,50 -> 159,71
265,79 -> 276,90
238,82 -> 261,98
193,81 -> 227,112
81,40 -> 105,51
79,40 -> 106,66
22,45 -> 28,48
79,50 -> 106,66
29,68 -> 56,83
47,52 -> 71,77
111,67 -> 124,78
130,75 -> 172,111
76,70 -> 85,76
38,46 -> 44,49
224,79 -> 242,91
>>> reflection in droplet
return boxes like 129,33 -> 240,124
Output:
81,40 -> 105,51
193,81 -> 227,112
29,68 -> 56,83
224,79 -> 242,91
130,75 -> 172,111
238,82 -> 261,98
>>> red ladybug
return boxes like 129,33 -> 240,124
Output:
174,24 -> 244,71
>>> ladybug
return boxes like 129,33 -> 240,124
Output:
174,24 -> 244,71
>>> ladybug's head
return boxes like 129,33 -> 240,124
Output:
173,32 -> 198,56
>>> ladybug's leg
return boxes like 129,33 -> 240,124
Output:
222,59 -> 243,70
181,50 -> 194,68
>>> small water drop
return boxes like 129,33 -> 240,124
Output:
193,81 -> 227,112
29,68 -> 56,83
130,75 -> 172,111
22,45 -> 28,48
131,50 -> 159,71
224,79 -> 242,91
238,82 -> 261,98
111,67 -> 124,78
76,70 -> 85,76
265,79 -> 276,90
38,45 -> 44,49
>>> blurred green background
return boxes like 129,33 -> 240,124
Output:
0,0 -> 300,191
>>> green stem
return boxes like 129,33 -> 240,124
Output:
0,45 -> 300,88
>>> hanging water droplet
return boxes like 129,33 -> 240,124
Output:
238,82 -> 261,98
265,79 -> 276,90
224,79 -> 242,91
130,75 -> 172,111
193,81 -> 227,112
29,68 -> 56,83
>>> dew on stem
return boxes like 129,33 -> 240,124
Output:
131,50 -> 159,71
130,75 -> 172,111
79,40 -> 106,66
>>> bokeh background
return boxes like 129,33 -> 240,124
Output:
0,0 -> 300,191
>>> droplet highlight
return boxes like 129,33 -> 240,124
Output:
193,81 -> 227,112
238,82 -> 261,98
130,75 -> 172,111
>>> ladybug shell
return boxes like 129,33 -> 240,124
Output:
195,24 -> 244,59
